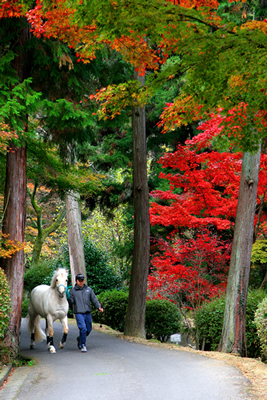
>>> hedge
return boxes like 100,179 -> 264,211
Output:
91,290 -> 181,342
0,267 -> 11,340
195,289 -> 266,357
254,296 -> 267,361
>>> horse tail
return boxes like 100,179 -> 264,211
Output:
34,315 -> 46,342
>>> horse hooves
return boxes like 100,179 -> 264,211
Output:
30,345 -> 34,349
49,346 -> 56,354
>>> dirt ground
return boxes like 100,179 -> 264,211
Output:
91,322 -> 267,400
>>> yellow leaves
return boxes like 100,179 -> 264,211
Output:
0,121 -> 18,153
0,233 -> 26,259
91,81 -> 150,120
158,95 -> 201,133
228,74 -> 248,91
240,20 -> 267,35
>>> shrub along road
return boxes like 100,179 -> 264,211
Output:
1,319 -> 252,400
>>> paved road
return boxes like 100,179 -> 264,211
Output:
1,319 -> 251,400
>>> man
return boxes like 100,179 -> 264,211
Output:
68,273 -> 103,352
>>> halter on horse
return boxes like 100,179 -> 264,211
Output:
27,268 -> 69,353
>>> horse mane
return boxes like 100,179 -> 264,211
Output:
50,268 -> 68,289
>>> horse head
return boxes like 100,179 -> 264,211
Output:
52,268 -> 68,298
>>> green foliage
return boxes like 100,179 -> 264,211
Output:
254,296 -> 267,361
0,267 -> 11,340
21,296 -> 30,318
92,291 -> 181,341
195,290 -> 266,357
195,296 -> 225,351
251,240 -> 267,265
82,206 -> 133,280
91,290 -> 128,332
23,261 -> 53,293
145,299 -> 181,343
246,290 -> 267,359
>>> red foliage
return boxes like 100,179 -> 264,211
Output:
149,112 -> 267,308
150,112 -> 267,233
0,0 -> 24,18
147,230 -> 231,308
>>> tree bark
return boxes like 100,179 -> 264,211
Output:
219,147 -> 261,356
0,22 -> 30,358
124,72 -> 150,338
1,144 -> 27,357
66,191 -> 87,286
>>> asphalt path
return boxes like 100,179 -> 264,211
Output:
0,319 -> 251,400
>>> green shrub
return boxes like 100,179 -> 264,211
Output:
254,296 -> 267,361
145,299 -> 181,342
195,289 -> 266,357
195,296 -> 226,351
21,296 -> 30,318
246,290 -> 266,358
92,291 -> 181,342
24,261 -> 53,293
91,290 -> 128,332
0,267 -> 11,340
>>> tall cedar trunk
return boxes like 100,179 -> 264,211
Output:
0,23 -> 29,357
1,144 -> 27,356
219,147 -> 261,356
124,72 -> 150,338
66,191 -> 87,287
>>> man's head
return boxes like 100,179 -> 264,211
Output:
76,273 -> 85,288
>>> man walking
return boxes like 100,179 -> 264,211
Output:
68,273 -> 103,352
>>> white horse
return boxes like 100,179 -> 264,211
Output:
27,268 -> 69,353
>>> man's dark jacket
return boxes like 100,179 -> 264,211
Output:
69,284 -> 101,314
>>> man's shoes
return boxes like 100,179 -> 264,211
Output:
81,345 -> 87,353
77,336 -> 81,349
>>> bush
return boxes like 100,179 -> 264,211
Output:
91,290 -> 128,332
92,291 -> 181,342
21,296 -> 30,318
145,299 -> 181,342
195,289 -> 266,357
0,267 -> 11,340
24,261 -> 53,293
254,296 -> 267,361
195,296 -> 225,351
246,290 -> 267,358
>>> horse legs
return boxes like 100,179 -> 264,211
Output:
59,315 -> 69,349
28,306 -> 38,349
30,332 -> 35,349
45,315 -> 56,353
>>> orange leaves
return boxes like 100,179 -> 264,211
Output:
112,36 -> 163,75
0,122 -> 18,153
240,19 -> 267,35
165,0 -> 219,10
0,233 -> 26,258
157,95 -> 202,133
0,0 -> 25,18
27,0 -> 97,61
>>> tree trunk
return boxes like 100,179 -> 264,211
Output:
219,147 -> 261,356
1,144 -> 27,357
0,22 -> 30,358
124,72 -> 150,338
66,191 -> 87,287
